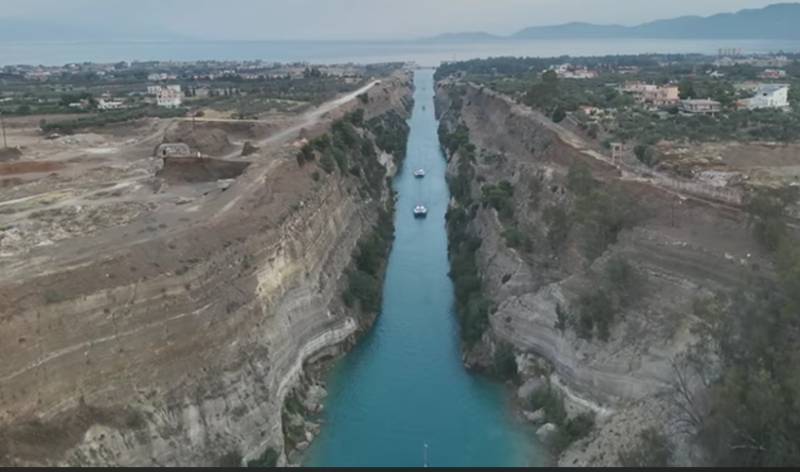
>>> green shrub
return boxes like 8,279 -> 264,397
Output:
555,303 -> 568,334
319,154 -> 335,174
566,161 -> 595,196
502,226 -> 533,252
575,291 -> 615,341
618,427 -> 672,467
575,183 -> 641,261
530,385 -> 567,426
550,412 -> 596,453
634,144 -> 659,167
543,205 -> 571,252
494,343 -> 518,381
745,187 -> 797,253
481,180 -> 515,219
552,106 -> 566,123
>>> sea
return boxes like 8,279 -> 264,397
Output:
2,38 -> 800,67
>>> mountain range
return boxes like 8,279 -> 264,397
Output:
429,3 -> 800,41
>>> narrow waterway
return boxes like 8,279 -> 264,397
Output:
304,69 -> 540,467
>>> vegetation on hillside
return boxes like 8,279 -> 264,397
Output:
436,54 -> 800,145
295,108 -> 409,320
440,116 -> 493,346
667,187 -> 800,466
343,204 -> 396,317
529,384 -> 595,453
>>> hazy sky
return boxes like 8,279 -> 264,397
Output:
0,0 -> 787,40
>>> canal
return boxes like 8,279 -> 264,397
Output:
304,69 -> 540,467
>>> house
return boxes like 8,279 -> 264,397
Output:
194,87 -> 211,98
157,87 -> 183,108
68,99 -> 90,110
679,98 -> 721,116
616,66 -> 640,75
97,98 -> 124,110
643,85 -> 680,107
622,81 -> 653,95
146,85 -> 162,96
551,63 -> 598,79
623,82 -> 679,107
741,84 -> 790,110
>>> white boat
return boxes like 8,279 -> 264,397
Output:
413,168 -> 426,178
413,205 -> 428,218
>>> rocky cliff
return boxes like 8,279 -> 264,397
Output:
0,73 -> 413,466
435,81 -> 769,465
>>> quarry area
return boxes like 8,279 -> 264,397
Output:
0,62 -> 414,466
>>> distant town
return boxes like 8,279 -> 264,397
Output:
0,60 -> 401,136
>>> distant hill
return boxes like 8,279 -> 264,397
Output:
432,3 -> 800,41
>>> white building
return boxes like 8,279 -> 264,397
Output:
680,98 -> 721,116
551,63 -> 598,79
157,87 -> 183,108
97,98 -> 125,110
742,84 -> 790,110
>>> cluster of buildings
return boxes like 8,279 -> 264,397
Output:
759,69 -> 787,80
713,53 -> 791,68
147,72 -> 179,82
549,63 -> 599,79
620,80 -> 791,116
147,85 -> 183,108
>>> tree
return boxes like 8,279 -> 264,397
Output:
618,428 -> 673,467
525,70 -> 560,109
634,144 -> 658,167
552,106 -> 566,123
744,187 -> 797,252
555,303 -> 568,334
679,79 -> 696,99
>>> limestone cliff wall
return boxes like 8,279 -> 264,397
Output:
0,74 -> 413,466
436,81 -> 767,464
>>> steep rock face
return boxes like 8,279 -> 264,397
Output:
436,82 -> 767,463
0,74 -> 413,466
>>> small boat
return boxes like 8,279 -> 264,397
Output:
413,205 -> 428,218
413,168 -> 426,178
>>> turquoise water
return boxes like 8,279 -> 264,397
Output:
304,69 -> 540,467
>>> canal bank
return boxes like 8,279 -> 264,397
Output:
303,69 -> 542,467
